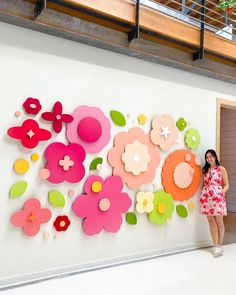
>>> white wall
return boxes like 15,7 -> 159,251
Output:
0,21 -> 235,288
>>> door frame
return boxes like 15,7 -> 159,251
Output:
216,98 -> 236,160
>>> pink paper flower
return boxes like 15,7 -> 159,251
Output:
72,175 -> 132,236
150,115 -> 179,151
7,119 -> 52,149
66,105 -> 111,154
10,199 -> 52,236
23,97 -> 42,115
41,101 -> 74,133
108,127 -> 160,190
44,142 -> 86,184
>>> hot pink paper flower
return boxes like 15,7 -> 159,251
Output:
41,101 -> 74,133
7,119 -> 52,149
72,175 -> 132,236
10,199 -> 52,236
66,105 -> 111,154
23,97 -> 42,115
108,127 -> 160,190
44,142 -> 86,184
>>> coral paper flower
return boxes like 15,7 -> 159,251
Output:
66,105 -> 111,154
108,127 -> 160,190
41,101 -> 74,133
10,199 -> 52,236
53,215 -> 71,232
44,142 -> 86,184
136,191 -> 154,213
72,175 -> 132,236
7,119 -> 52,149
150,115 -> 179,151
148,190 -> 174,225
23,97 -> 42,115
185,128 -> 201,150
162,149 -> 201,201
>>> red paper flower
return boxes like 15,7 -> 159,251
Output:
7,119 -> 52,149
23,97 -> 42,115
41,101 -> 73,133
53,215 -> 71,232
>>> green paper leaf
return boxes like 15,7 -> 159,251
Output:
9,181 -> 28,198
126,212 -> 137,225
48,190 -> 65,208
89,157 -> 103,170
110,110 -> 126,126
176,205 -> 188,218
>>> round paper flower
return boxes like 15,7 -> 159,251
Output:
72,175 -> 132,236
23,97 -> 42,115
185,128 -> 201,150
7,119 -> 52,149
66,105 -> 111,154
176,117 -> 187,131
136,191 -> 154,213
108,127 -> 160,190
148,190 -> 174,225
44,142 -> 86,184
150,115 -> 179,151
162,149 -> 201,201
10,199 -> 51,236
41,101 -> 74,133
53,215 -> 71,232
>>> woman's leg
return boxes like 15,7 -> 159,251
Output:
215,215 -> 225,246
207,216 -> 218,246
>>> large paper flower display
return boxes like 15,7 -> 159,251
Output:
148,190 -> 174,225
72,175 -> 132,236
7,119 -> 52,149
185,128 -> 201,150
162,149 -> 201,201
108,127 -> 160,190
41,101 -> 74,133
44,142 -> 86,184
150,115 -> 179,151
66,105 -> 111,154
10,199 -> 52,236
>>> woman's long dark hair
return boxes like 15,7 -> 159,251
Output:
202,149 -> 220,173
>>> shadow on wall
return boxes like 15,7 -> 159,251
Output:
0,22 -> 235,95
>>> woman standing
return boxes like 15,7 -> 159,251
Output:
200,149 -> 229,257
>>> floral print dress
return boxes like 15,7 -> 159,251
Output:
200,166 -> 227,216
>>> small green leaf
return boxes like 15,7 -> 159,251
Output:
9,181 -> 28,198
89,157 -> 103,170
110,110 -> 126,126
48,190 -> 65,208
176,205 -> 188,218
126,212 -> 137,225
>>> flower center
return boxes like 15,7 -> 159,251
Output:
91,181 -> 103,193
160,126 -> 171,139
26,129 -> 35,138
29,103 -> 36,109
133,154 -> 140,163
56,115 -> 61,120
143,199 -> 148,206
59,155 -> 74,171
192,136 -> 196,142
77,117 -> 102,143
99,198 -> 111,212
27,213 -> 37,222
157,202 -> 166,214
60,221 -> 66,227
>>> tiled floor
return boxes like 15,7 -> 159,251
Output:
2,243 -> 236,295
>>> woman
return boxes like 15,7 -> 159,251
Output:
200,149 -> 229,257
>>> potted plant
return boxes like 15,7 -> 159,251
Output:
218,0 -> 236,13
